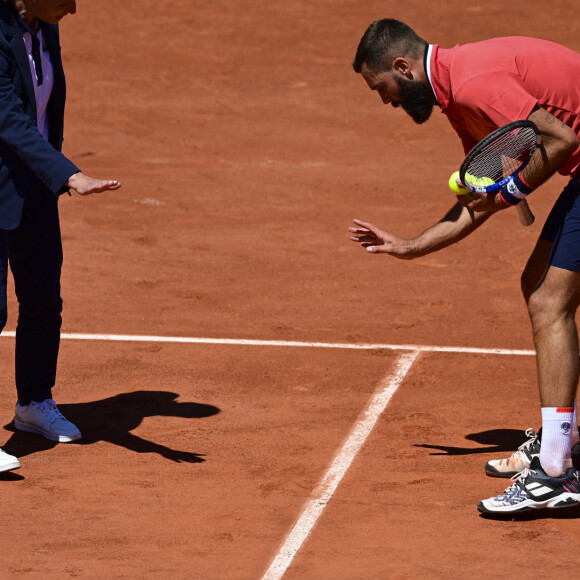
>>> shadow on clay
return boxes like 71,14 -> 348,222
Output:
1,390 -> 220,470
414,428 -> 529,456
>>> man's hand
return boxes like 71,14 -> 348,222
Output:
349,219 -> 416,259
456,191 -> 508,213
66,172 -> 122,195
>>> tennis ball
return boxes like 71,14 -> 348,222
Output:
448,171 -> 468,195
469,175 -> 495,187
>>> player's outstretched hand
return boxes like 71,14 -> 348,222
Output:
67,172 -> 122,195
349,219 -> 416,259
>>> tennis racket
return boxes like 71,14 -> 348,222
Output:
459,120 -> 541,226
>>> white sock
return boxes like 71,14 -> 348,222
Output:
539,406 -> 574,476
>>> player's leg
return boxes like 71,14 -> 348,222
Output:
479,180 -> 580,513
528,179 -> 580,477
8,197 -> 80,442
528,273 -> 580,477
521,238 -> 553,302
479,264 -> 580,514
485,238 -> 580,478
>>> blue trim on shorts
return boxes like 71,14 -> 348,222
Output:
540,176 -> 580,271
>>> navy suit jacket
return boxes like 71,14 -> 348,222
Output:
0,2 -> 79,230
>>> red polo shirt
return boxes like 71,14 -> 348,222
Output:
428,37 -> 580,176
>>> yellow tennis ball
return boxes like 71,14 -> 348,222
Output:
448,171 -> 468,194
473,176 -> 495,187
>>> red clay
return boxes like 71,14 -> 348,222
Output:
1,0 -> 580,578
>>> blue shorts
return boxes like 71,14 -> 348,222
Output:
540,176 -> 580,271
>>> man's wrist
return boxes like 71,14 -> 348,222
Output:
67,172 -> 81,185
498,173 -> 536,206
496,192 -> 511,208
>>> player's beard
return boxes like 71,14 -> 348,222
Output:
393,76 -> 435,124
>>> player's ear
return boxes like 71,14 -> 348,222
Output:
392,57 -> 412,79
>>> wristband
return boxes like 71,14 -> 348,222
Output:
499,173 -> 536,206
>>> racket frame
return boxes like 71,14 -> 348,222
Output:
459,120 -> 541,194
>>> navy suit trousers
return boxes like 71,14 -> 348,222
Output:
0,196 -> 63,405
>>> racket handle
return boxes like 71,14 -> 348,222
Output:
516,199 -> 535,226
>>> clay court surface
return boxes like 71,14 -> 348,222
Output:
2,0 -> 580,577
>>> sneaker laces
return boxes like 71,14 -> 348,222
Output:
36,399 -> 66,423
511,466 -> 533,483
501,466 -> 536,495
518,428 -> 538,452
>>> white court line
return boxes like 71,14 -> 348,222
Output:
0,331 -> 536,356
261,350 -> 421,580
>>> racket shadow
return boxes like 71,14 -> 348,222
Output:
414,428 -> 527,456
1,390 -> 220,464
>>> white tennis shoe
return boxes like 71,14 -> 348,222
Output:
478,457 -> 580,514
485,428 -> 541,478
0,448 -> 20,473
485,427 -> 580,478
14,399 -> 81,443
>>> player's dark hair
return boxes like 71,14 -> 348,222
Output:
353,19 -> 426,74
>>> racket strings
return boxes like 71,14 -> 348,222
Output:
464,127 -> 538,186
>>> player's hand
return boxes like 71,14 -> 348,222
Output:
457,191 -> 508,213
67,172 -> 122,195
349,219 -> 416,259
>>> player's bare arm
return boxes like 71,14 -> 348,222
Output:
66,172 -> 122,195
524,107 -> 580,186
460,109 -> 579,215
350,202 -> 491,258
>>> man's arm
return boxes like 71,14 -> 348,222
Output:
349,201 -> 492,258
524,107 -> 580,185
460,107 -> 580,214
0,36 -> 121,197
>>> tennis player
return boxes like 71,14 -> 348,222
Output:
350,19 -> 580,513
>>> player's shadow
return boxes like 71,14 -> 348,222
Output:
1,390 -> 220,466
414,428 -> 529,456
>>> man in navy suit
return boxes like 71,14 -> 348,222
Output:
0,0 -> 121,473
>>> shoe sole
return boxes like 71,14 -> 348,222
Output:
477,493 -> 580,514
484,464 -> 521,478
0,459 -> 21,473
14,419 -> 81,443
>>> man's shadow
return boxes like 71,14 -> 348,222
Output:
414,429 -> 528,456
2,390 -> 220,465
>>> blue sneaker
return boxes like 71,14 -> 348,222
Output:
14,399 -> 81,443
478,457 -> 580,514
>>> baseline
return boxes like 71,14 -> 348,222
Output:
0,331 -> 535,356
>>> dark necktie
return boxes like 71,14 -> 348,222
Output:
30,32 -> 43,86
